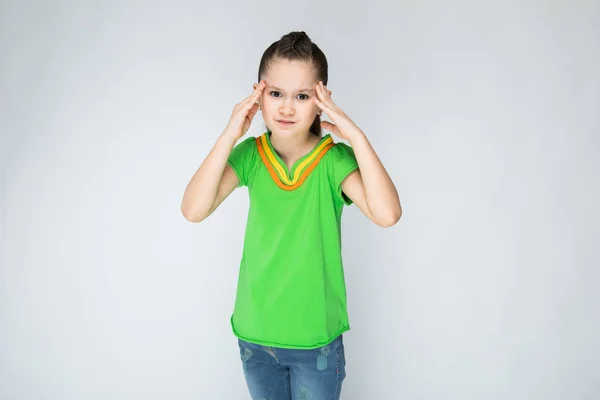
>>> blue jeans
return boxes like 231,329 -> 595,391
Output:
238,334 -> 347,400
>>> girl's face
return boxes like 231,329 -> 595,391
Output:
254,59 -> 321,137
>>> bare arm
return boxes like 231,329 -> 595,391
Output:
342,131 -> 402,228
313,81 -> 401,228
181,80 -> 266,223
181,134 -> 240,223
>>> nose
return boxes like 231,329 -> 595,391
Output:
279,98 -> 295,116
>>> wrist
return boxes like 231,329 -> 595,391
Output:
347,128 -> 366,145
219,130 -> 240,145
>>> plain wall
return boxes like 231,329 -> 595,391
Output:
1,1 -> 599,399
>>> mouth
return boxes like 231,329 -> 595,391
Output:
277,120 -> 296,125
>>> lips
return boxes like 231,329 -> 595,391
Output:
277,120 -> 295,124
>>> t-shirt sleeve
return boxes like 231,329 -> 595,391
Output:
227,136 -> 256,187
331,142 -> 359,205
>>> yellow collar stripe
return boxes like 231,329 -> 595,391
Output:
259,134 -> 334,185
259,134 -> 289,183
256,134 -> 334,191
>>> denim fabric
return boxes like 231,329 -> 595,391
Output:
238,335 -> 346,400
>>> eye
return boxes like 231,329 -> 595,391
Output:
297,94 -> 310,100
269,91 -> 282,97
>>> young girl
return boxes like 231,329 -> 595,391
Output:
182,31 -> 401,400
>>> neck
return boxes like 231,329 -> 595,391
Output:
269,130 -> 319,162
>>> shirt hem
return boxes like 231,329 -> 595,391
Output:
230,314 -> 350,349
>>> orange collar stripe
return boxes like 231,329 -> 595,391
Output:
256,134 -> 334,191
259,134 -> 334,185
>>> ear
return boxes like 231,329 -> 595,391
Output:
253,83 -> 263,108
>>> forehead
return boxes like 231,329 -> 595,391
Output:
263,59 -> 318,91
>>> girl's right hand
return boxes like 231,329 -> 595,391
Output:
223,80 -> 266,141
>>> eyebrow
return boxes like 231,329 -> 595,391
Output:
268,85 -> 315,93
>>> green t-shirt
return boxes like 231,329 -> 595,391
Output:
227,131 -> 359,349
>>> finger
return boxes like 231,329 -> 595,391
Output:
318,81 -> 328,94
321,120 -> 335,131
246,102 -> 259,120
238,84 -> 265,111
320,81 -> 332,100
253,80 -> 266,97
249,83 -> 265,108
313,95 -> 322,111
316,83 -> 335,109
313,96 -> 331,114
241,80 -> 265,105
313,95 -> 323,109
315,83 -> 325,102
255,83 -> 265,104
254,80 -> 266,96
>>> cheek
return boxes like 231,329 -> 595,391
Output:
262,97 -> 277,111
306,101 -> 320,115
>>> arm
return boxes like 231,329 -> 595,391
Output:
181,134 -> 240,223
182,79 -> 266,222
341,131 -> 402,228
312,80 -> 401,227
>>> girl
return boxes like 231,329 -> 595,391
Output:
181,31 -> 401,400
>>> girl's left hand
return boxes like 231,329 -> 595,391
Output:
314,81 -> 362,141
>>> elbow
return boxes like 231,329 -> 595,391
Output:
180,204 -> 207,223
375,206 -> 402,228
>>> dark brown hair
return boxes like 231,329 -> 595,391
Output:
258,31 -> 328,136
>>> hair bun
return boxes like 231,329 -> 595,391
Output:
288,31 -> 310,53
290,31 -> 309,42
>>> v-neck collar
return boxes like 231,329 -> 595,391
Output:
256,131 -> 335,191
265,131 -> 331,178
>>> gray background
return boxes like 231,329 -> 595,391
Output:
1,1 -> 599,399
